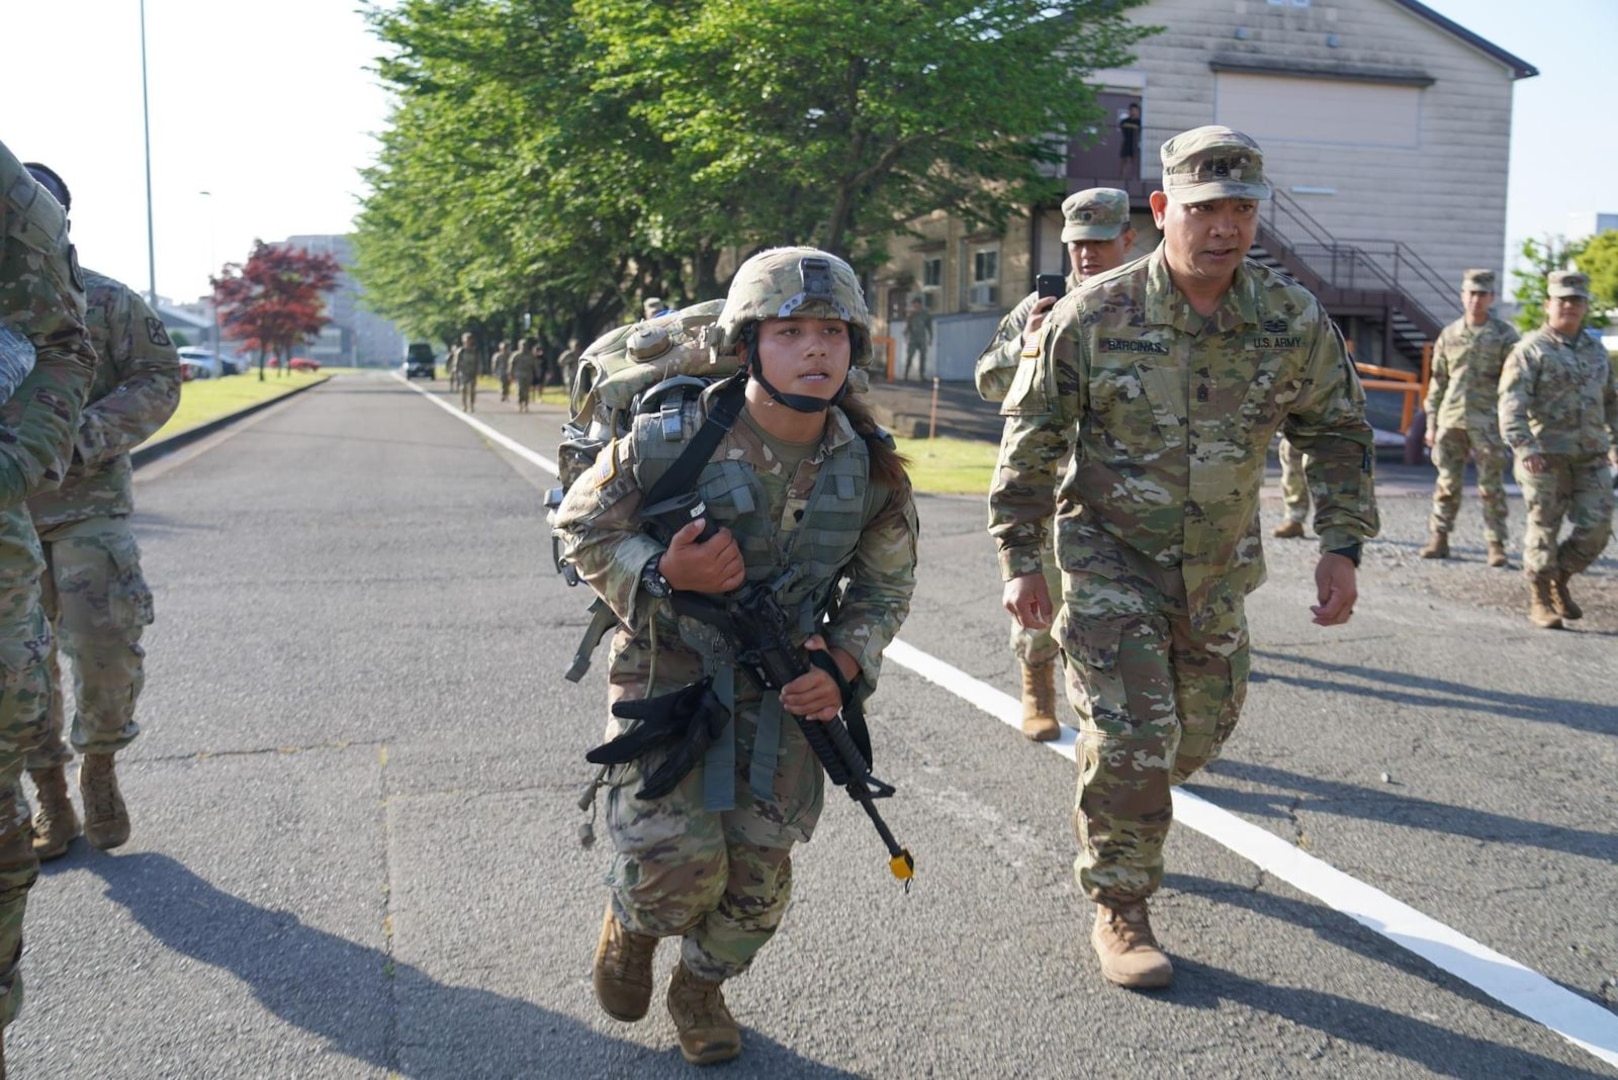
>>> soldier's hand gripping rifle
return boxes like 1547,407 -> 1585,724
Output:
642,490 -> 915,886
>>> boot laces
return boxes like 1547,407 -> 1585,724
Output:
1103,902 -> 1157,949
83,762 -> 118,818
607,919 -> 656,979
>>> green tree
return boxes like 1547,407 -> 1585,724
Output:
1573,229 -> 1618,321
353,0 -> 1152,346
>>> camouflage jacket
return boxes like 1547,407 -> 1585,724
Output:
452,345 -> 483,378
1497,325 -> 1617,458
0,140 -> 96,602
510,349 -> 539,381
1424,316 -> 1518,435
974,270 -> 1082,403
989,246 -> 1378,619
28,268 -> 181,527
492,347 -> 510,379
554,389 -> 917,703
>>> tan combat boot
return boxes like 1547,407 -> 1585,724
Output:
1418,531 -> 1449,559
1091,899 -> 1173,989
29,765 -> 80,860
1271,519 -> 1304,539
667,962 -> 741,1066
592,901 -> 659,1021
78,754 -> 130,851
1527,577 -> 1563,630
1020,660 -> 1060,743
1486,541 -> 1508,568
1552,569 -> 1583,620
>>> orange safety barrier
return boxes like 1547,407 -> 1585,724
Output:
872,335 -> 896,382
1354,352 -> 1431,435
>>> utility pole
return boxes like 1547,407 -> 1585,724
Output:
140,0 -> 158,306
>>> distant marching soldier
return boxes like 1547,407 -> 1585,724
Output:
511,336 -> 539,413
493,339 -> 512,403
455,332 -> 482,412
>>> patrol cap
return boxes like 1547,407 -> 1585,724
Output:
1060,188 -> 1131,242
1546,270 -> 1590,299
1461,269 -> 1496,293
1159,126 -> 1271,202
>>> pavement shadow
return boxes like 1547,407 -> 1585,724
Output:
1159,874 -> 1612,1079
1250,648 -> 1618,736
67,852 -> 863,1079
1191,761 -> 1617,864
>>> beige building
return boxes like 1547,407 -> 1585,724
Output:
875,0 -> 1536,387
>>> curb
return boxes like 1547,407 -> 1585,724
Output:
131,375 -> 332,468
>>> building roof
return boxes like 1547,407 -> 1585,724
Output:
1391,0 -> 1538,80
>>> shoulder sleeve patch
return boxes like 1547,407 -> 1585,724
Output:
145,316 -> 171,347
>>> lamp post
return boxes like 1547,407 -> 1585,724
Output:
139,0 -> 158,306
199,190 -> 220,359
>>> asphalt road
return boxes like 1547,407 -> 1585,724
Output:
10,373 -> 1616,1079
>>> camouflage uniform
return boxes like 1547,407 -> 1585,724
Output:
511,338 -> 539,412
989,240 -> 1378,903
493,343 -> 512,403
1276,436 -> 1309,526
1425,273 -> 1519,544
454,341 -> 482,412
557,249 -> 917,988
975,189 -> 1133,684
556,342 -> 579,396
1497,295 -> 1616,584
25,269 -> 180,777
902,303 -> 932,380
0,140 -> 98,1026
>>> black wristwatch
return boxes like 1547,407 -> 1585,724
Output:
640,554 -> 673,598
1327,543 -> 1362,568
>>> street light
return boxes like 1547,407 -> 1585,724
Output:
139,0 -> 158,306
199,190 -> 220,358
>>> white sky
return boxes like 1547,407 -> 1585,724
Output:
2,0 -> 1614,303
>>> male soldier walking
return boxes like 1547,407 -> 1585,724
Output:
1272,436 -> 1312,538
511,335 -> 539,413
901,296 -> 932,380
493,339 -> 512,403
0,138 -> 98,1065
990,127 -> 1378,989
1498,270 -> 1617,629
975,187 -> 1136,741
556,338 -> 580,400
21,165 -> 182,860
1420,269 -> 1519,565
454,332 -> 482,412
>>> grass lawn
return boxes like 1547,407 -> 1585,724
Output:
894,435 -> 999,496
146,371 -> 328,445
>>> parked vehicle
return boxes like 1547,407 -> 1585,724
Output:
405,343 -> 436,380
175,346 -> 223,379
177,356 -> 212,381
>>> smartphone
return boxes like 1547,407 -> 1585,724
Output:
1035,274 -> 1066,300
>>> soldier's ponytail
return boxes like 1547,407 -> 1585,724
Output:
839,396 -> 911,490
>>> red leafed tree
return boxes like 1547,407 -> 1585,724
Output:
212,240 -> 341,381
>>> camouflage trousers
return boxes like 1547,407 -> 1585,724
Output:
515,377 -> 534,407
602,688 -> 825,982
1429,426 -> 1511,542
1060,572 -> 1249,903
1009,534 -> 1063,668
498,376 -> 511,402
459,376 -> 477,411
1278,437 -> 1309,524
1515,453 -> 1614,579
25,516 -> 152,771
0,593 -> 53,1027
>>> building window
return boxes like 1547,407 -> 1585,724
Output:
918,257 -> 943,310
968,245 -> 999,308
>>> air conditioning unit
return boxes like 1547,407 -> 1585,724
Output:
968,283 -> 999,307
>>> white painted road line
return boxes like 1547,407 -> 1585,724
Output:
887,637 -> 1618,1070
417,375 -> 1618,1071
394,372 -> 559,474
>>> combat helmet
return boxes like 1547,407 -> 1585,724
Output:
714,247 -> 871,413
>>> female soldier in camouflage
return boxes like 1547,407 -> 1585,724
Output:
554,247 -> 917,1066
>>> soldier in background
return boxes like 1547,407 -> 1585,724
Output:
493,339 -> 512,403
1420,269 -> 1519,565
1271,437 -> 1312,538
991,127 -> 1377,990
556,337 -> 581,400
642,296 -> 668,321
0,138 -> 98,1061
1497,270 -> 1617,629
901,296 -> 932,380
446,339 -> 459,391
20,164 -> 182,860
511,336 -> 539,413
974,187 -> 1136,741
454,332 -> 481,412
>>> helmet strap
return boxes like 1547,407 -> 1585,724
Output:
743,326 -> 848,414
